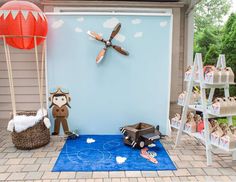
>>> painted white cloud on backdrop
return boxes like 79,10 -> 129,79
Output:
103,17 -> 119,28
52,19 -> 64,29
132,19 -> 141,25
134,32 -> 143,38
77,17 -> 84,22
75,27 -> 83,33
160,21 -> 168,28
114,33 -> 126,42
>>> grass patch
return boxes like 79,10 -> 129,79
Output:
217,116 -> 236,126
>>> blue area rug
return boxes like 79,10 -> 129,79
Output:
52,135 -> 176,171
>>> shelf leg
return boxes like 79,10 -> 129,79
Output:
197,54 -> 213,166
208,88 -> 215,103
203,116 -> 213,166
175,120 -> 185,148
206,143 -> 213,166
175,56 -> 198,148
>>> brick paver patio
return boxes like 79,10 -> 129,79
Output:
1,120 -> 236,181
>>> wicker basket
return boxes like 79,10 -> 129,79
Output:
11,111 -> 50,150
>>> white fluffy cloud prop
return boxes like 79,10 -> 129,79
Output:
116,156 -> 127,164
7,108 -> 50,133
87,138 -> 96,143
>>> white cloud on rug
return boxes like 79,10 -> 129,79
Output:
103,17 -> 119,28
116,156 -> 127,164
86,138 -> 95,143
52,19 -> 64,29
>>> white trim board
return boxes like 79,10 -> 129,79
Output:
51,7 -> 172,14
45,12 -> 172,17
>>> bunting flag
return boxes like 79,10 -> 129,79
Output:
31,11 -> 38,21
3,10 -> 10,19
0,10 -> 47,21
11,10 -> 19,19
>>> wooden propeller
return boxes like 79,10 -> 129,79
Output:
87,23 -> 129,64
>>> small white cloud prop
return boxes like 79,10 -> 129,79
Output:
103,17 -> 119,28
132,19 -> 141,25
160,21 -> 168,27
114,33 -> 125,42
77,17 -> 84,22
116,156 -> 127,164
134,32 -> 143,38
75,27 -> 83,33
87,138 -> 95,144
148,143 -> 156,148
52,19 -> 64,29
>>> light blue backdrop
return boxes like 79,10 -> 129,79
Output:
46,14 -> 172,134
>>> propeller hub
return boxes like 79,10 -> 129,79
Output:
106,41 -> 112,47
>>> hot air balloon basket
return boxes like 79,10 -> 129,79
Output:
11,111 -> 50,150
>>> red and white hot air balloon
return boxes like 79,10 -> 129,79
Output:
0,0 -> 48,49
0,1 -> 48,126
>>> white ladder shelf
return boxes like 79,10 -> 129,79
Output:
173,53 -> 236,166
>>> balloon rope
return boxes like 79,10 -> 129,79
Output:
6,44 -> 16,117
34,36 -> 43,113
40,41 -> 46,114
3,36 -> 16,117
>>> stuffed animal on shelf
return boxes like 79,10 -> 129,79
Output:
211,122 -> 224,145
195,114 -> 204,133
171,113 -> 181,127
184,65 -> 199,81
49,88 -> 71,135
219,125 -> 236,149
208,119 -> 218,133
184,112 -> 196,133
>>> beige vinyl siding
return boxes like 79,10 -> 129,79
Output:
0,43 -> 45,119
169,6 -> 187,118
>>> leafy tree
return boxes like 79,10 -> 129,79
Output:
193,0 -> 235,96
193,0 -> 232,66
194,0 -> 231,32
204,44 -> 221,65
221,13 -> 236,95
194,27 -> 221,64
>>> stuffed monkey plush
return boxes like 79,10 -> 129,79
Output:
49,88 -> 71,135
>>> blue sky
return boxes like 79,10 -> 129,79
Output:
232,0 -> 236,12
222,0 -> 236,22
